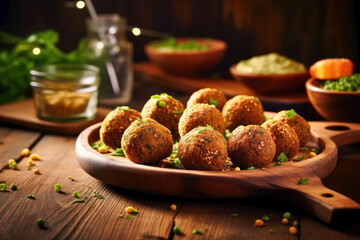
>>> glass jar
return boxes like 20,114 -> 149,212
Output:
85,13 -> 133,106
30,64 -> 100,122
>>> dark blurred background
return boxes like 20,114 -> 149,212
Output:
0,0 -> 359,71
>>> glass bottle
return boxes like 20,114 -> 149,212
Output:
85,13 -> 133,106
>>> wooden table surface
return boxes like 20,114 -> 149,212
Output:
1,77 -> 360,240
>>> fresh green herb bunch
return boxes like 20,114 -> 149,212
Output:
0,30 -> 90,104
322,73 -> 360,92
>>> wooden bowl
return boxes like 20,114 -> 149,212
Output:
144,38 -> 227,76
229,64 -> 310,95
306,78 -> 360,123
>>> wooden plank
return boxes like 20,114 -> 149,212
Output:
0,99 -> 111,135
0,134 -> 178,239
0,126 -> 41,171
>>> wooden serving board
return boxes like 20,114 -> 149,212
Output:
76,121 -> 360,225
0,99 -> 111,135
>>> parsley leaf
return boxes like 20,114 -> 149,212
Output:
27,194 -> 36,200
172,110 -> 184,114
209,98 -> 218,107
247,166 -> 256,170
285,109 -> 296,118
278,152 -> 288,163
225,129 -> 231,142
91,140 -> 104,149
274,162 -> 281,166
116,106 -> 129,111
297,178 -> 309,185
72,197 -> 88,203
293,155 -> 305,162
111,148 -> 125,156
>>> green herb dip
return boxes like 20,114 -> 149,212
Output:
322,73 -> 360,92
235,53 -> 307,74
150,37 -> 209,52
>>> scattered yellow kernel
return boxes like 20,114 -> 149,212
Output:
170,204 -> 177,211
98,146 -> 108,153
125,206 -> 135,214
33,169 -> 40,174
255,219 -> 264,227
28,159 -> 34,166
281,218 -> 289,224
234,167 -> 240,171
8,159 -> 16,167
30,154 -> 40,160
309,152 -> 317,157
289,226 -> 298,235
21,148 -> 30,157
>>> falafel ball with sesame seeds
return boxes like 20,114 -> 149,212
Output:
273,109 -> 311,147
141,93 -> 185,139
121,118 -> 173,164
187,88 -> 228,111
178,103 -> 225,137
227,125 -> 276,169
99,106 -> 142,150
261,119 -> 300,160
178,126 -> 228,170
222,95 -> 265,131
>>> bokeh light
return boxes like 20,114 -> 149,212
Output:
76,1 -> 85,9
132,27 -> 141,36
32,47 -> 41,55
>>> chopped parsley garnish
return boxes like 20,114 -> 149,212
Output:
151,93 -> 173,99
172,110 -> 184,114
262,215 -> 270,221
116,106 -> 130,111
274,162 -> 281,166
72,197 -> 88,203
285,109 -> 296,118
197,125 -> 214,133
173,226 -> 181,235
0,183 -> 7,191
111,148 -> 125,156
277,152 -> 288,163
192,229 -> 203,235
171,159 -> 182,169
36,218 -> 45,229
54,184 -> 62,192
209,98 -> 218,107
10,184 -> 17,191
27,194 -> 36,200
93,191 -> 104,199
294,155 -> 305,162
225,129 -> 231,142
91,140 -> 104,149
170,142 -> 179,159
299,147 -> 308,151
230,213 -> 239,217
247,166 -> 256,170
310,148 -> 319,154
297,178 -> 309,185
72,191 -> 80,198
126,214 -> 136,219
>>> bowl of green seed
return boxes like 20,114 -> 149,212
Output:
306,74 -> 360,122
144,37 -> 227,76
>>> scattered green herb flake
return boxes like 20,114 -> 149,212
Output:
297,178 -> 309,186
197,125 -> 214,133
322,73 -> 360,92
173,226 -> 181,235
119,214 -> 124,218
192,229 -> 203,235
157,100 -> 166,108
170,141 -> 179,159
27,194 -> 36,200
111,148 -> 125,156
72,197 -> 88,203
82,184 -> 92,189
264,115 -> 269,121
278,152 -> 288,163
299,147 -> 308,151
283,212 -> 291,219
253,97 -> 258,101
171,159 -> 182,169
97,194 -> 104,199
151,94 -> 160,99
285,109 -> 296,118
91,140 -> 104,149
294,155 -> 305,162
151,93 -> 173,99
54,184 -> 62,192
0,183 -> 7,191
10,162 -> 17,170
230,213 -> 239,217
126,214 -> 136,219
256,129 -> 264,135
269,228 -> 274,233
116,106 -> 130,111
310,148 -> 319,154
209,98 -> 218,107
247,166 -> 256,170
262,215 -> 270,221
172,110 -> 184,114
225,129 -> 231,142
72,191 -> 80,198
36,218 -> 45,229
274,162 -> 281,166
10,184 -> 17,191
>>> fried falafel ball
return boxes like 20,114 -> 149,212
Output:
228,125 -> 276,169
187,88 -> 227,111
121,118 -> 173,164
178,103 -> 225,137
261,119 -> 300,160
273,109 -> 311,147
141,93 -> 185,139
178,126 -> 228,170
222,95 -> 265,131
99,106 -> 142,150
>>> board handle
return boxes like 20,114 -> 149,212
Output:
277,176 -> 360,226
309,121 -> 360,146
